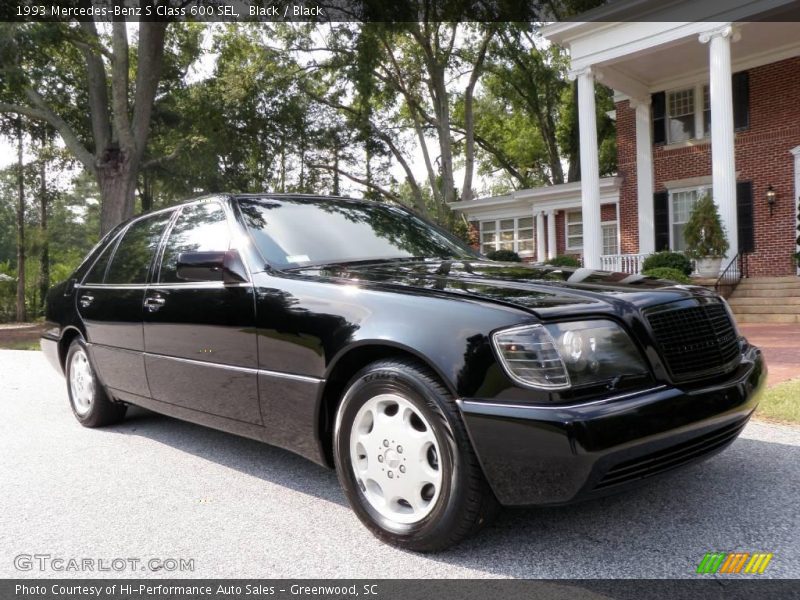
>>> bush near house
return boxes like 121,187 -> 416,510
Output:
545,255 -> 581,268
684,194 -> 729,259
485,249 -> 522,262
641,251 -> 693,276
642,267 -> 692,284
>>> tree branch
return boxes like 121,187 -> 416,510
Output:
5,90 -> 96,170
309,163 -> 403,204
131,23 -> 168,157
77,21 -> 111,155
110,22 -> 135,153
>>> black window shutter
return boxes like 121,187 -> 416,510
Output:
736,181 -> 755,253
733,71 -> 749,131
651,92 -> 666,144
654,191 -> 670,251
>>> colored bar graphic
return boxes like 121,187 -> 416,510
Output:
697,552 -> 773,575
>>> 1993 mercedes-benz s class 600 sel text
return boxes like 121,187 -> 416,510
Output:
42,194 -> 765,551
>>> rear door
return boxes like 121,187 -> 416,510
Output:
142,200 -> 261,424
78,211 -> 174,398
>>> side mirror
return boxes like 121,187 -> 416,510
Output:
176,249 -> 249,284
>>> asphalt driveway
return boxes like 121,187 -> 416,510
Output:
1,350 -> 798,579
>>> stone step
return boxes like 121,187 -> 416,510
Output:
731,304 -> 800,314
735,282 -> 800,291
731,287 -> 800,298
738,276 -> 799,283
735,313 -> 800,324
728,296 -> 800,306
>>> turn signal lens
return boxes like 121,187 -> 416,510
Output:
491,325 -> 570,389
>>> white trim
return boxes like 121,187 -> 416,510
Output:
649,41 -> 800,94
663,175 -> 714,190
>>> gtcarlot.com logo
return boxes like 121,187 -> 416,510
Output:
14,554 -> 195,573
696,552 -> 773,574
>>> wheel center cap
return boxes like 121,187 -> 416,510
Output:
383,448 -> 400,469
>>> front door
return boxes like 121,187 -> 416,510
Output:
143,200 -> 261,425
78,211 -> 175,398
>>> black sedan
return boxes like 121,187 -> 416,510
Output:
41,194 -> 765,551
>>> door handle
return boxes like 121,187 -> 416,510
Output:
144,295 -> 166,312
79,294 -> 94,308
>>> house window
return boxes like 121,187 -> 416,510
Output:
670,187 -> 711,251
565,209 -> 618,255
480,217 -> 535,255
702,85 -> 711,137
602,223 -> 619,255
566,210 -> 583,250
667,88 -> 695,143
667,84 -> 715,143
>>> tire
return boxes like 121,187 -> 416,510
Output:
65,337 -> 127,428
333,358 -> 499,552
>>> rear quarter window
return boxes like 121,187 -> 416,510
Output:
105,212 -> 173,285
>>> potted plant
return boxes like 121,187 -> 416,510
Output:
684,193 -> 730,277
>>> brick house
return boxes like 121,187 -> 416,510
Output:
453,3 -> 800,282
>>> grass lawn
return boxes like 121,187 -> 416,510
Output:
756,379 -> 800,425
0,339 -> 41,350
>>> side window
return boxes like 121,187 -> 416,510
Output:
84,242 -> 115,284
105,212 -> 173,285
158,202 -> 231,283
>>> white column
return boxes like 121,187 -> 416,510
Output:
547,209 -> 557,260
535,211 -> 546,262
573,66 -> 602,269
700,25 -> 739,265
792,146 -> 800,275
632,98 -> 655,254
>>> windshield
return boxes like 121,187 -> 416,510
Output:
237,197 -> 477,269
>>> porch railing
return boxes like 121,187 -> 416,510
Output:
714,253 -> 747,298
599,253 -> 649,274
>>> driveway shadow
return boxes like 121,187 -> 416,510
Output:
107,410 -> 799,577
114,406 -> 345,507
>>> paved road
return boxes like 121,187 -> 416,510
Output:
1,350 -> 798,579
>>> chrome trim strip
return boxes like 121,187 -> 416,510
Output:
459,385 -> 669,412
144,352 -> 323,383
77,282 -> 254,290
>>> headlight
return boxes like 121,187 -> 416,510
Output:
492,320 -> 649,390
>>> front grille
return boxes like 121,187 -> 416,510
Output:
594,417 -> 748,490
646,300 -> 741,381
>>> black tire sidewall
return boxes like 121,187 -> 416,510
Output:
334,363 -> 468,548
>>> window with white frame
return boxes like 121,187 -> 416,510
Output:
566,210 -> 583,250
670,187 -> 711,251
602,223 -> 619,256
667,84 -> 712,143
565,209 -> 618,255
479,217 -> 534,255
667,88 -> 695,143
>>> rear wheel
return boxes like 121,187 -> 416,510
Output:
65,337 -> 126,427
334,359 -> 498,552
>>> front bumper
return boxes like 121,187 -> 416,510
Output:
457,344 -> 766,506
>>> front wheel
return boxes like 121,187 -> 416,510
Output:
333,359 -> 498,552
65,337 -> 126,428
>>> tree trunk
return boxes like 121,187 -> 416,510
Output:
15,119 -> 26,322
97,160 -> 137,235
38,136 -> 49,310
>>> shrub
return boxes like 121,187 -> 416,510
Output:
641,251 -> 693,276
642,267 -> 692,284
486,249 -> 522,262
684,193 -> 729,259
545,255 -> 580,268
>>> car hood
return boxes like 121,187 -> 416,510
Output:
290,259 -> 714,318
